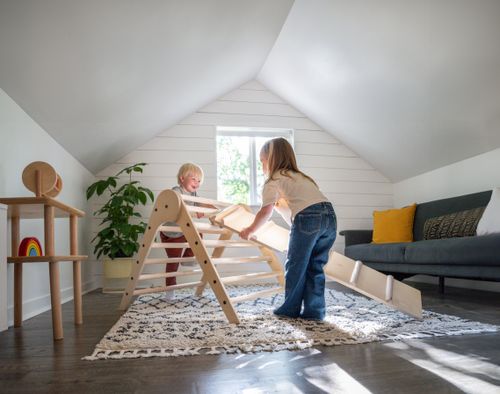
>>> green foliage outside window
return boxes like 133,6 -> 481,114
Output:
217,136 -> 250,204
217,133 -> 291,205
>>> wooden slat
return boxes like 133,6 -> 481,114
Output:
185,205 -> 220,215
221,272 -> 279,285
8,255 -> 88,263
158,223 -> 227,234
212,256 -> 272,264
231,287 -> 283,304
0,196 -> 85,218
133,281 -> 203,295
192,221 -> 226,230
180,194 -> 231,208
138,270 -> 202,281
144,257 -> 197,265
151,240 -> 256,249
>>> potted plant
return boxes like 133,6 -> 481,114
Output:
86,162 -> 154,292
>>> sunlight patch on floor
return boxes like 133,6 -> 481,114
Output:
302,363 -> 372,393
242,381 -> 302,394
385,341 -> 500,393
235,354 -> 265,369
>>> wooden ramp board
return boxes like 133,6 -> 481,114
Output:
324,252 -> 423,319
212,205 -> 290,252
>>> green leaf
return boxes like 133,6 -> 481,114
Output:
96,180 -> 110,195
138,191 -> 147,205
86,183 -> 98,200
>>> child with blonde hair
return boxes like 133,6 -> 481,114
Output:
240,138 -> 336,320
160,163 -> 205,299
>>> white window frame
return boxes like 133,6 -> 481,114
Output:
216,126 -> 294,206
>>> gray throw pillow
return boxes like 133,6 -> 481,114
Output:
423,207 -> 485,240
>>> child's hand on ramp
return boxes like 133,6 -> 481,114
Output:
239,227 -> 255,240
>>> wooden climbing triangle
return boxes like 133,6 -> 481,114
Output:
119,190 -> 286,324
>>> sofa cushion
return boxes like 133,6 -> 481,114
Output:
372,204 -> 416,243
423,207 -> 485,240
345,242 -> 409,263
477,187 -> 500,235
404,234 -> 500,266
413,190 -> 492,241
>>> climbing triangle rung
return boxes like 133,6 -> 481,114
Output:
144,257 -> 197,265
158,224 -> 227,234
180,194 -> 232,207
143,255 -> 272,265
221,272 -> 279,285
231,287 -> 283,304
151,240 -> 256,249
186,205 -> 220,215
138,269 -> 202,281
133,280 -> 203,296
213,256 -> 272,264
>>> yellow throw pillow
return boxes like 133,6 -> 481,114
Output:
372,204 -> 417,243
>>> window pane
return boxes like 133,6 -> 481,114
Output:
216,128 -> 294,206
254,137 -> 269,205
216,135 -> 251,204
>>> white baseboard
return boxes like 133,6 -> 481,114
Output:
7,279 -> 101,327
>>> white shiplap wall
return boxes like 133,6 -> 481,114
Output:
94,80 -> 392,284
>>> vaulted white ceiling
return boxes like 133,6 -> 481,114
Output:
259,0 -> 500,181
1,0 -> 500,181
0,0 -> 294,173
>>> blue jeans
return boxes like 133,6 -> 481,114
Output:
274,202 -> 337,320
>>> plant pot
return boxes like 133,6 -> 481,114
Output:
102,257 -> 134,294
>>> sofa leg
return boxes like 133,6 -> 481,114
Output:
438,276 -> 445,294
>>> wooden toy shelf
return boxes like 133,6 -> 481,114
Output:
0,196 -> 88,340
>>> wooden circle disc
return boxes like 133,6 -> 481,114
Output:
45,174 -> 63,197
22,161 -> 57,196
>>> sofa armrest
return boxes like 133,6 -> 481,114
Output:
339,230 -> 373,247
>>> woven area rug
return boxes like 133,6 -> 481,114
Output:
84,285 -> 497,360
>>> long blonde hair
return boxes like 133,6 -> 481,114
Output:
261,138 -> 317,186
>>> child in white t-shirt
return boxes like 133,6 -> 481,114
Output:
160,163 -> 204,300
240,138 -> 337,320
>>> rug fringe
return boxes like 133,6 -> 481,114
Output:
82,340 -> 316,361
83,325 -> 498,361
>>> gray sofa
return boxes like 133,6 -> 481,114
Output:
340,190 -> 500,292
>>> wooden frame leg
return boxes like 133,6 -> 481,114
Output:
11,216 -> 22,327
70,215 -> 82,325
13,264 -> 22,327
195,230 -> 231,296
73,261 -> 82,324
49,262 -> 63,340
45,205 -> 63,340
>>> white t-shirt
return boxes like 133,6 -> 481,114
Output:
261,171 -> 329,224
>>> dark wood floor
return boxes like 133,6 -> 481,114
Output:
1,282 -> 499,394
